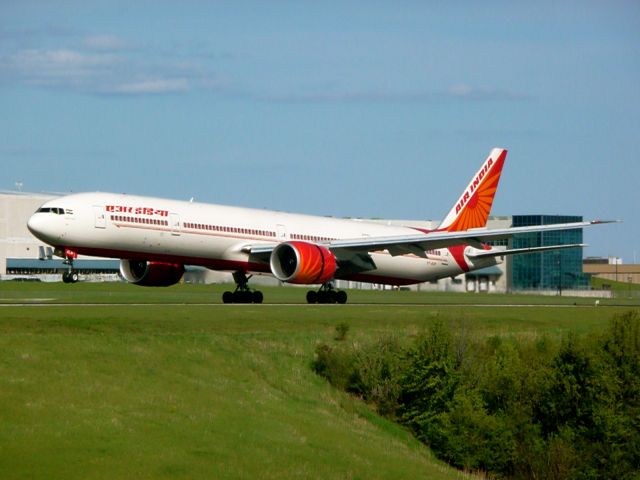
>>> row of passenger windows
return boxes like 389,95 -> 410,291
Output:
111,215 -> 168,226
184,222 -> 276,238
291,233 -> 334,242
111,215 -> 334,242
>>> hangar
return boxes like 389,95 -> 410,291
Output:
1,191 -> 593,293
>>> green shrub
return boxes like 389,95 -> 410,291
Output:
311,342 -> 358,391
334,322 -> 350,341
348,336 -> 404,416
311,312 -> 640,479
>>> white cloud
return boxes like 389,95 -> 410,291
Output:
7,48 -> 119,79
263,88 -> 437,104
446,83 -> 529,101
0,39 -> 223,96
107,78 -> 189,94
448,83 -> 473,97
83,35 -> 129,51
261,81 -> 529,104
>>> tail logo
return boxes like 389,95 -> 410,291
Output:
455,157 -> 493,214
438,148 -> 507,232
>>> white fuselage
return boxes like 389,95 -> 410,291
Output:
27,192 -> 500,285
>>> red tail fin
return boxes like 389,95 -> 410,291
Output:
437,148 -> 507,232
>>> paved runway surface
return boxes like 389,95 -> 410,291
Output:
0,301 -> 605,308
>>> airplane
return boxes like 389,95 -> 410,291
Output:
26,148 -> 611,303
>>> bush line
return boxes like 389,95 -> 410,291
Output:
312,312 -> 640,479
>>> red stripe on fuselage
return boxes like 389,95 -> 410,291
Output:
60,245 -> 423,286
447,245 -> 469,272
411,227 -> 433,234
65,246 -> 270,274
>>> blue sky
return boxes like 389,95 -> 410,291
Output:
1,1 -> 638,261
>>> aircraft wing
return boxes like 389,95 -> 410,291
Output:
324,220 -> 612,257
247,220 -> 614,260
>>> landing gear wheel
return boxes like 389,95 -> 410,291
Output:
252,291 -> 263,304
319,291 -> 331,304
328,290 -> 338,303
308,283 -> 348,304
232,290 -> 248,303
317,290 -> 336,304
336,290 -> 347,304
62,251 -> 79,284
62,271 -> 79,283
221,271 -> 264,303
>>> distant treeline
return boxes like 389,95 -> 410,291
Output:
312,312 -> 640,479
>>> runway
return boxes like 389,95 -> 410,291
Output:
0,301 -> 605,308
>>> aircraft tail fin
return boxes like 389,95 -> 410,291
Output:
437,148 -> 507,232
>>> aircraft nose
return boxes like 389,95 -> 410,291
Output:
27,213 -> 44,237
27,213 -> 57,243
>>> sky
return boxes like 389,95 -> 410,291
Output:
1,1 -> 638,261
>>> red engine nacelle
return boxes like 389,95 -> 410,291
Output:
270,241 -> 337,285
119,259 -> 184,287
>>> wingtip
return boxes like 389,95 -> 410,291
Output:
590,219 -> 622,225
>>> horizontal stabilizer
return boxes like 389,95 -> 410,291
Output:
467,243 -> 587,259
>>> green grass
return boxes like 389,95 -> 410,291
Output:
591,275 -> 640,295
2,280 -> 639,306
0,282 -> 638,479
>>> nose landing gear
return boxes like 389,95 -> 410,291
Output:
61,249 -> 79,284
62,270 -> 79,283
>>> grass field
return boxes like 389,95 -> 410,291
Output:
1,282 -> 638,479
2,280 -> 639,306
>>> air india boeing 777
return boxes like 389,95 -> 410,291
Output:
27,148 -> 610,303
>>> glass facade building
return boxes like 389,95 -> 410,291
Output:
510,215 -> 589,291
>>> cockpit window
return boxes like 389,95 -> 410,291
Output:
37,207 -> 65,215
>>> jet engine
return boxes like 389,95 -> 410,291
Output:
119,259 -> 184,287
270,241 -> 337,284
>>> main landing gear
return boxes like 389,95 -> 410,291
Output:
222,271 -> 264,304
306,283 -> 348,304
61,250 -> 79,284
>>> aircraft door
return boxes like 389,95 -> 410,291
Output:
276,224 -> 287,240
93,206 -> 106,229
170,213 -> 181,236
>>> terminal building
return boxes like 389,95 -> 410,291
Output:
0,191 -> 599,293
509,215 -> 589,291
